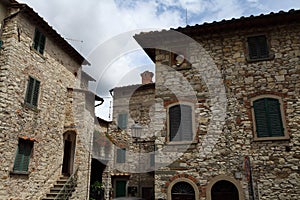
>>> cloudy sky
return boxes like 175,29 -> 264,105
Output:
18,0 -> 300,120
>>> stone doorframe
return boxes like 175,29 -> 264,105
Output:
167,177 -> 200,200
206,175 -> 245,200
62,131 -> 76,175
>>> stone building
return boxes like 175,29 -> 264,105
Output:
102,71 -> 156,199
0,0 -> 100,199
133,9 -> 300,200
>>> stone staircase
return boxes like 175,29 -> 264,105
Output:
42,176 -> 76,200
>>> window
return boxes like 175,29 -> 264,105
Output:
25,76 -> 40,107
247,35 -> 270,60
169,104 -> 193,142
116,148 -> 126,163
252,96 -> 288,140
32,28 -> 46,54
150,153 -> 155,167
117,113 -> 128,130
13,138 -> 34,172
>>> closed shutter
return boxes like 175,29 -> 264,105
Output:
253,98 -> 284,137
116,148 -> 126,163
118,113 -> 127,129
267,98 -> 284,136
247,35 -> 269,59
32,79 -> 40,106
169,104 -> 193,141
25,77 -> 34,104
39,34 -> 46,54
33,28 -> 40,51
13,139 -> 33,172
25,77 -> 40,107
169,105 -> 181,141
181,105 -> 193,141
33,28 -> 46,54
253,99 -> 269,137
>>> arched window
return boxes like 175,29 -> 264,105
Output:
251,95 -> 288,141
211,180 -> 239,200
171,181 -> 195,200
168,104 -> 193,142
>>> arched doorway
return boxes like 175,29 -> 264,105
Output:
211,180 -> 239,200
171,181 -> 195,200
62,131 -> 76,176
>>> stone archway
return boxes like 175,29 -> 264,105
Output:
211,180 -> 239,200
167,177 -> 199,200
171,181 -> 195,200
62,131 -> 76,176
206,175 -> 244,200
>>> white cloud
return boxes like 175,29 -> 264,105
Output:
17,0 -> 300,120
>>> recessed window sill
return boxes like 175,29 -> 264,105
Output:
30,46 -> 46,60
167,140 -> 197,146
246,53 -> 275,63
253,135 -> 290,142
22,103 -> 39,112
10,171 -> 30,176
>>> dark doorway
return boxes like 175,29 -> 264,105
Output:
90,159 -> 106,200
211,180 -> 239,200
62,132 -> 76,176
171,182 -> 195,200
142,187 -> 154,200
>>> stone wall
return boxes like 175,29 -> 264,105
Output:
150,20 -> 300,200
0,8 -> 93,200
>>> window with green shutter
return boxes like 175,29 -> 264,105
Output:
253,98 -> 284,138
117,113 -> 128,130
13,139 -> 33,172
150,153 -> 155,167
116,148 -> 126,163
247,35 -> 270,60
169,104 -> 193,142
25,76 -> 40,107
33,28 -> 46,54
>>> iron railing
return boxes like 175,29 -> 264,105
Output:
54,167 -> 79,200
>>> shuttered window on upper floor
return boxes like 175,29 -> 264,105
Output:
247,35 -> 269,60
117,113 -> 128,130
13,139 -> 34,172
25,76 -> 40,107
169,104 -> 193,142
32,28 -> 46,55
116,148 -> 126,163
253,98 -> 284,138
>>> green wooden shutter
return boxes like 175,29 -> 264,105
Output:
13,139 -> 33,172
253,99 -> 269,137
25,77 -> 40,107
25,77 -> 34,104
118,113 -> 127,129
247,35 -> 269,59
181,105 -> 193,141
150,153 -> 155,167
32,79 -> 40,106
169,105 -> 181,141
254,98 -> 284,137
33,28 -> 46,54
267,98 -> 284,137
117,148 -> 126,163
33,28 -> 40,51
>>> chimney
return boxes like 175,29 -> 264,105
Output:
141,71 -> 154,84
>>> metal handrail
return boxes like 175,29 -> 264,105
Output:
54,167 -> 79,200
